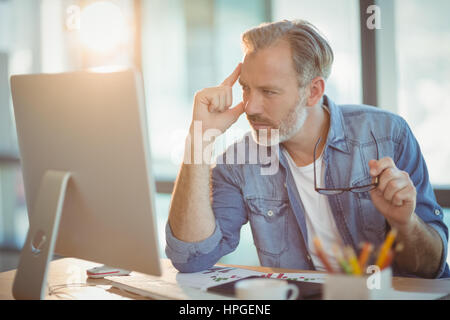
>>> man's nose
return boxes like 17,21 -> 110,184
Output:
244,93 -> 264,116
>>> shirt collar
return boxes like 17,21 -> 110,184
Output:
323,95 -> 349,154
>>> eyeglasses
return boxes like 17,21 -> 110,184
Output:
313,131 -> 379,195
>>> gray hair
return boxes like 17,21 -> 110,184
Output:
241,20 -> 334,87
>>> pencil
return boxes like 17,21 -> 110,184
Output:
376,228 -> 397,268
332,244 -> 352,275
380,249 -> 394,270
345,246 -> 362,276
358,242 -> 373,271
313,237 -> 334,274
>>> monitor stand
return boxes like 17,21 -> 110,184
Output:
12,170 -> 71,300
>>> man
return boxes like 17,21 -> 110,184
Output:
166,20 -> 449,278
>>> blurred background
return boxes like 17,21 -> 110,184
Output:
0,0 -> 449,271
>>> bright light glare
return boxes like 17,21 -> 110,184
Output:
88,65 -> 129,73
80,1 -> 127,53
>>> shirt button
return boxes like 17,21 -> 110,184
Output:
267,210 -> 274,217
284,183 -> 287,188
307,255 -> 312,261
435,209 -> 441,216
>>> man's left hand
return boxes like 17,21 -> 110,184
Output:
368,157 -> 417,231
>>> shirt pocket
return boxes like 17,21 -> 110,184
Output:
245,197 -> 289,256
352,176 -> 387,237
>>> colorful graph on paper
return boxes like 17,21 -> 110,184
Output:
259,272 -> 326,283
175,266 -> 263,290
201,266 -> 255,283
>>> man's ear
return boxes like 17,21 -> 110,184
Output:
306,77 -> 325,107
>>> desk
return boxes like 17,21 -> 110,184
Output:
1,258 -> 449,300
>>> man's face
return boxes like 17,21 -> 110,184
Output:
239,39 -> 308,145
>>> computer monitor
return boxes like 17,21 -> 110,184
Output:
10,69 -> 162,299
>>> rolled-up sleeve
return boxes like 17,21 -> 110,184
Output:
165,162 -> 248,273
395,119 -> 449,278
165,220 -> 223,264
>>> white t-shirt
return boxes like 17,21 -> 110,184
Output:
283,147 -> 341,272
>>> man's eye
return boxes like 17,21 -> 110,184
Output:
263,89 -> 276,95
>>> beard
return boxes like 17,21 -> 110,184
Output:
250,95 -> 308,146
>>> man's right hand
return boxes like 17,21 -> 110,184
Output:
170,64 -> 244,243
191,63 -> 245,134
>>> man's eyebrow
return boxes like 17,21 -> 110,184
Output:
238,78 -> 282,91
259,85 -> 283,91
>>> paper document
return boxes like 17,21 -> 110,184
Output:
175,266 -> 264,290
175,266 -> 327,291
259,272 -> 327,283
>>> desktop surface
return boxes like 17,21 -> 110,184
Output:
1,258 -> 449,300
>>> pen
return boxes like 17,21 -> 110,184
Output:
358,242 -> 373,271
313,237 -> 335,274
376,228 -> 397,268
345,246 -> 362,276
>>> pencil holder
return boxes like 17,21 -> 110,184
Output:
323,267 -> 392,300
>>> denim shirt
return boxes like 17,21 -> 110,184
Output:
165,95 -> 450,278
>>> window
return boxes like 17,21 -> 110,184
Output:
272,0 -> 362,105
394,0 -> 450,186
381,0 -> 450,264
